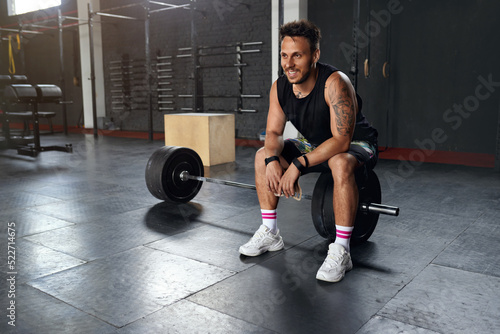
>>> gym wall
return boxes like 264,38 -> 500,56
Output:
99,0 -> 271,139
2,0 -> 499,156
309,0 -> 500,155
0,0 -> 271,140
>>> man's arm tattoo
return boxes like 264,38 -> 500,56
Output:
329,85 -> 355,137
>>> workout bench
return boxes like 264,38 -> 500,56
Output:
0,75 -> 58,136
0,79 -> 72,157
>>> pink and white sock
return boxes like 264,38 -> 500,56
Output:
334,225 -> 354,252
261,209 -> 277,234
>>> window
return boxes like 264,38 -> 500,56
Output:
8,0 -> 61,16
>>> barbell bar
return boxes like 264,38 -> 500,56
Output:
180,170 -> 268,192
178,170 -> 399,216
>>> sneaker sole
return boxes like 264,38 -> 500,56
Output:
316,271 -> 345,283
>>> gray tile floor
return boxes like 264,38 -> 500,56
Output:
0,133 -> 499,333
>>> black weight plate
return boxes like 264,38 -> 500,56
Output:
145,146 -> 204,203
352,169 -> 381,244
311,172 -> 335,239
310,169 -> 381,244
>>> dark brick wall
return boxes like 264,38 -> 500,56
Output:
101,0 -> 272,139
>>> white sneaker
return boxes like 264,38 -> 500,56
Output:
316,243 -> 353,282
239,225 -> 284,256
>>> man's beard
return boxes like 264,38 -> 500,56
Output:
287,62 -> 313,85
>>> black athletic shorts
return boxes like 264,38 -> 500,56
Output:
280,138 -> 378,175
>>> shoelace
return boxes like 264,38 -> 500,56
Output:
325,252 -> 343,268
249,230 -> 267,244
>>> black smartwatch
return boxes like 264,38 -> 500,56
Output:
265,156 -> 280,166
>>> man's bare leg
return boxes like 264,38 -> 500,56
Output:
255,148 -> 280,210
238,148 -> 285,256
329,153 -> 360,232
316,153 -> 359,282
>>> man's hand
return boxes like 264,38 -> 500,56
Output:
278,164 -> 300,198
266,160 -> 283,195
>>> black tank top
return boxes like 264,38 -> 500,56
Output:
277,62 -> 378,147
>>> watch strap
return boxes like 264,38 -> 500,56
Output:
302,154 -> 309,168
292,157 -> 305,173
265,156 -> 280,165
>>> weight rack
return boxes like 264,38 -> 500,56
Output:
107,41 -> 263,125
175,41 -> 263,114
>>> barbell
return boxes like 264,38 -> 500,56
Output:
145,146 -> 400,244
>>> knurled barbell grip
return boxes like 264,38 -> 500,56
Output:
181,171 -> 258,191
179,171 -> 399,216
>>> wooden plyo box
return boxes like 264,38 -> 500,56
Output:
164,113 -> 235,166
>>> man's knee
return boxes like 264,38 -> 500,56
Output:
255,147 -> 266,169
328,154 -> 358,178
